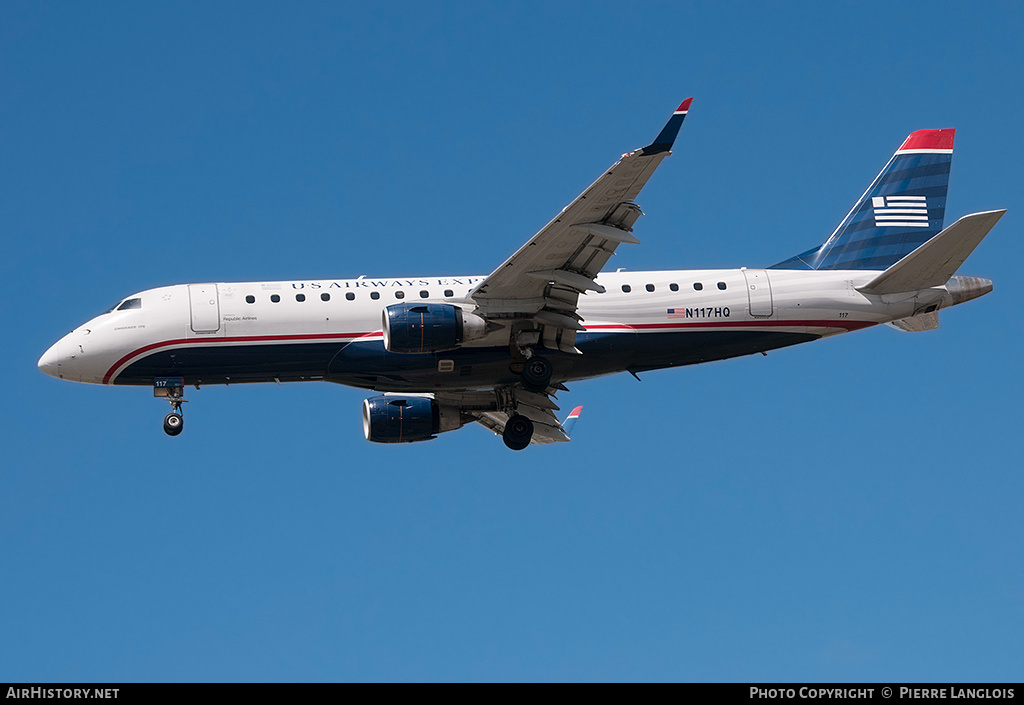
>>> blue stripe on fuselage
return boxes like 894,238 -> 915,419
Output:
112,329 -> 821,390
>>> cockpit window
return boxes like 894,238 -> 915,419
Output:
117,298 -> 142,311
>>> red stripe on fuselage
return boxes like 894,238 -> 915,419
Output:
585,319 -> 875,332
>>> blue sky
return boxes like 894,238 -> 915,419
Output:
3,1 -> 1022,682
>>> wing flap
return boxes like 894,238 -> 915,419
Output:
571,221 -> 641,244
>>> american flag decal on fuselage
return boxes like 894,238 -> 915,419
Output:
872,195 -> 928,227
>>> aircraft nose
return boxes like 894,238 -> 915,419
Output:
38,338 -> 68,379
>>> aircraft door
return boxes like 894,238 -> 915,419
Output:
188,284 -> 221,333
742,269 -> 773,318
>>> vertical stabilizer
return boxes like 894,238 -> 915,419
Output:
773,129 -> 954,271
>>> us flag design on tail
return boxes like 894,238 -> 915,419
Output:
873,195 -> 929,227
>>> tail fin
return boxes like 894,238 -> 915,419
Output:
772,129 -> 954,271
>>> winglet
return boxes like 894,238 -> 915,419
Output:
644,97 -> 694,155
562,405 -> 583,437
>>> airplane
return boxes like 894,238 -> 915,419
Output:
37,98 -> 1004,450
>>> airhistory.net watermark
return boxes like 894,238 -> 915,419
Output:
6,689 -> 118,699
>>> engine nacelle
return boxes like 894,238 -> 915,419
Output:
382,303 -> 487,354
362,396 -> 464,444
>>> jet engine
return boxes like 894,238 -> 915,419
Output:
382,303 -> 487,354
362,396 -> 465,443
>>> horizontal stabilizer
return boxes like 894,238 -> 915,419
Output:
858,210 -> 1005,295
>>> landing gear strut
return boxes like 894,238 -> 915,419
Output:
155,378 -> 187,436
503,414 -> 534,451
509,327 -> 552,392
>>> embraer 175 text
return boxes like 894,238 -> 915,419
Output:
38,99 -> 1003,449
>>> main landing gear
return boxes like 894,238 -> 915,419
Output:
503,414 -> 534,451
503,337 -> 553,449
509,327 -> 554,393
494,386 -> 537,451
154,377 -> 187,436
521,356 -> 553,393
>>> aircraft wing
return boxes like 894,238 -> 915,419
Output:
475,408 -> 570,444
434,388 -> 577,445
470,98 -> 693,354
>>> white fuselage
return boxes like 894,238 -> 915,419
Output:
38,267 -> 971,391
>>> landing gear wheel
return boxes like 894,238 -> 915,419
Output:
503,414 -> 534,451
163,413 -> 184,436
521,356 -> 553,392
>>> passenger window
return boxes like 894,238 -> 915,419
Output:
693,282 -> 703,291
645,284 -> 655,292
621,284 -> 631,293
346,292 -> 355,301
321,293 -> 330,301
395,291 -> 405,299
420,290 -> 429,298
270,294 -> 280,303
718,282 -> 727,290
296,293 -> 306,302
444,289 -> 454,297
117,298 -> 142,310
669,283 -> 679,292
370,292 -> 380,300
245,295 -> 255,304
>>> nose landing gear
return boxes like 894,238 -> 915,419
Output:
154,377 -> 187,437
